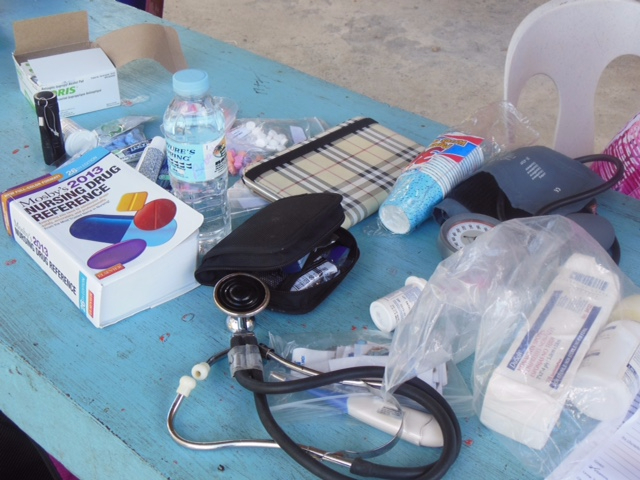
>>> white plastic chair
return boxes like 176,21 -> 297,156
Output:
504,0 -> 640,158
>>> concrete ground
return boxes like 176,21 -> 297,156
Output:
163,0 -> 640,153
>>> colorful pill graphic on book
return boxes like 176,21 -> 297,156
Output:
87,239 -> 148,270
117,191 -> 149,212
69,193 -> 179,270
134,199 -> 177,230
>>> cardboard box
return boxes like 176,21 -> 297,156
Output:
13,11 -> 188,117
1,148 -> 204,328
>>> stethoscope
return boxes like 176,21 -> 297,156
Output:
167,272 -> 462,480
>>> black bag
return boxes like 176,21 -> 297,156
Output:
195,192 -> 359,314
0,411 -> 64,480
432,146 -> 607,224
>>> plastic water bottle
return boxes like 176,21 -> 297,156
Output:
162,69 -> 231,258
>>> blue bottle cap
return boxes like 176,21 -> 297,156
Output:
172,69 -> 210,97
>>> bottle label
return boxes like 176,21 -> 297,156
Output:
166,136 -> 227,182
407,132 -> 484,193
290,262 -> 339,291
383,285 -> 424,323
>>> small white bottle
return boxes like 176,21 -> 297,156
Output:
369,276 -> 428,332
61,117 -> 99,158
570,319 -> 640,421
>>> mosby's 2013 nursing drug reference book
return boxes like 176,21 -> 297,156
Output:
1,147 -> 203,327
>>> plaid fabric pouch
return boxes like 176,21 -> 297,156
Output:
195,193 -> 359,314
242,117 -> 424,228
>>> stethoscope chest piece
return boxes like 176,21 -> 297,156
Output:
213,273 -> 270,333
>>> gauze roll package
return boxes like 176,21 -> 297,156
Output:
382,215 -> 640,477
479,252 -> 619,450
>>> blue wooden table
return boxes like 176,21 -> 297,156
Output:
1,2 -> 639,479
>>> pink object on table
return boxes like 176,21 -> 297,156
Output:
591,112 -> 640,199
49,455 -> 78,480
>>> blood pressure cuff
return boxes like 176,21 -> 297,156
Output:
433,145 -> 606,224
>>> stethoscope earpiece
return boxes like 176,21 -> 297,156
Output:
213,273 -> 270,333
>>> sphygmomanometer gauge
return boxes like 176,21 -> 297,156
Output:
437,213 -> 500,259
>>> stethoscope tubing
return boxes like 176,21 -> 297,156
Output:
167,344 -> 461,479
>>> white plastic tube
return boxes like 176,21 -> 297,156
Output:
192,362 -> 211,380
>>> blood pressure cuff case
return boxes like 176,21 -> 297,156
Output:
433,146 -> 606,224
195,192 -> 359,314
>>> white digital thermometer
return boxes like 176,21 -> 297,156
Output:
345,394 -> 444,447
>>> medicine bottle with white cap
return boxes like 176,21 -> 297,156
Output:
370,276 -> 428,332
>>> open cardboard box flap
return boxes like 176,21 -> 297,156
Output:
13,11 -> 90,60
13,11 -> 187,73
97,23 -> 188,73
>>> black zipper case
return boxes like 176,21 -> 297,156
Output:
194,192 -> 360,314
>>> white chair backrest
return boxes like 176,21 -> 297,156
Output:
504,0 -> 640,158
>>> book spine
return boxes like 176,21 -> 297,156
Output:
10,208 -> 96,323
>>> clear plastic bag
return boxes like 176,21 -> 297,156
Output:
94,115 -> 155,147
91,115 -> 155,165
227,180 -> 270,224
383,215 -> 640,476
226,117 -> 328,175
266,330 -> 473,421
216,96 -> 239,132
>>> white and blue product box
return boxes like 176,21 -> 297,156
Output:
1,148 -> 204,328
